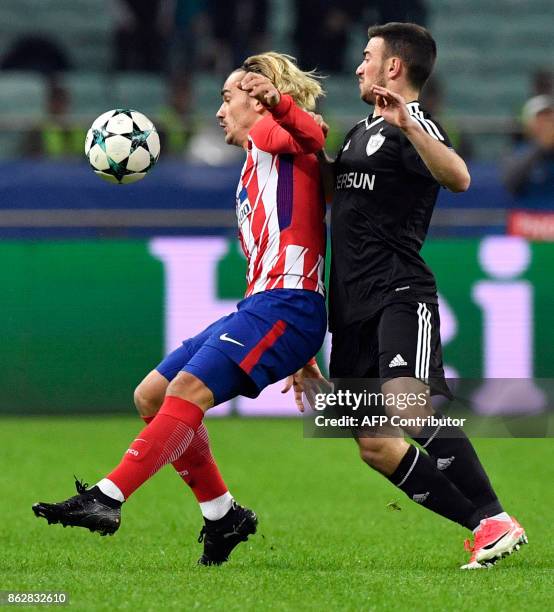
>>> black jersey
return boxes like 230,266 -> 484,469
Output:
329,101 -> 452,332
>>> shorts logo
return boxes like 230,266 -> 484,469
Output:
437,456 -> 455,470
412,492 -> 429,503
389,354 -> 408,368
219,333 -> 245,347
366,128 -> 385,156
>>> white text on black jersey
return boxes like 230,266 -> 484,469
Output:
336,172 -> 376,191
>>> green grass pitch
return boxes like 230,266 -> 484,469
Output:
2,417 -> 552,611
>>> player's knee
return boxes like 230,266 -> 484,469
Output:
358,437 -> 408,475
133,385 -> 160,417
359,438 -> 390,469
166,371 -> 214,410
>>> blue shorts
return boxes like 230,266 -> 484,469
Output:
156,289 -> 327,405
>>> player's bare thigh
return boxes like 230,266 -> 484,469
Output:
382,376 -> 433,437
167,371 -> 214,411
134,370 -> 215,416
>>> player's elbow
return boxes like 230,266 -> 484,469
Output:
448,168 -> 471,193
306,136 -> 325,154
304,129 -> 325,154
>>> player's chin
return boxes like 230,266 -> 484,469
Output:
360,90 -> 375,105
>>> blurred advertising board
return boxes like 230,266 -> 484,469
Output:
508,210 -> 554,241
1,236 -> 552,415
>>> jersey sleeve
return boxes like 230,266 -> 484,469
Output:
248,94 -> 325,155
400,115 -> 452,179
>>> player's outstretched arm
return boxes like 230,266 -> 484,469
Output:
240,72 -> 325,155
371,85 -> 471,192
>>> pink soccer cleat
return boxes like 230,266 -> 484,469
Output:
461,516 -> 528,569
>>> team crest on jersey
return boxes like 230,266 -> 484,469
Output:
366,128 -> 385,156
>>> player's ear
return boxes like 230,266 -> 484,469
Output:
253,99 -> 266,114
388,57 -> 402,80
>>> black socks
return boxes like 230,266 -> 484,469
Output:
388,445 -> 479,530
413,414 -> 503,523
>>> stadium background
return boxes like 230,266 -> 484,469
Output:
0,0 -> 552,415
1,2 -> 553,609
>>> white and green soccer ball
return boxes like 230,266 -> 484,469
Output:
85,109 -> 161,184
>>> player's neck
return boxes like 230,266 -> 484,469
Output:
372,85 -> 419,118
243,113 -> 267,149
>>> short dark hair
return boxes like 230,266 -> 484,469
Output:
367,22 -> 437,90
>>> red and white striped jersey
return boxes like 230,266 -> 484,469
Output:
236,94 -> 326,297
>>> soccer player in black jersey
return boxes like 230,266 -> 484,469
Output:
286,23 -> 527,568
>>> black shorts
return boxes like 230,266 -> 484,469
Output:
329,301 -> 451,397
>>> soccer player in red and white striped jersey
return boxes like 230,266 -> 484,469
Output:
230,61 -> 326,298
33,52 -> 329,566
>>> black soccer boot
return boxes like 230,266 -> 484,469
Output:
197,501 -> 258,566
32,478 -> 121,536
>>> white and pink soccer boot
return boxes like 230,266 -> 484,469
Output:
461,516 -> 528,569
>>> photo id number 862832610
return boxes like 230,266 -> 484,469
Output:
0,592 -> 68,605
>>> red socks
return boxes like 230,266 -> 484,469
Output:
172,423 -> 228,502
142,415 -> 228,503
107,396 -> 203,499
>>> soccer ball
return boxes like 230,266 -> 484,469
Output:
85,109 -> 160,184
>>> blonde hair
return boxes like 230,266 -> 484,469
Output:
240,51 -> 324,111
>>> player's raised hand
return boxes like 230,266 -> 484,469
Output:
371,85 -> 411,130
240,72 -> 281,108
307,111 -> 329,138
